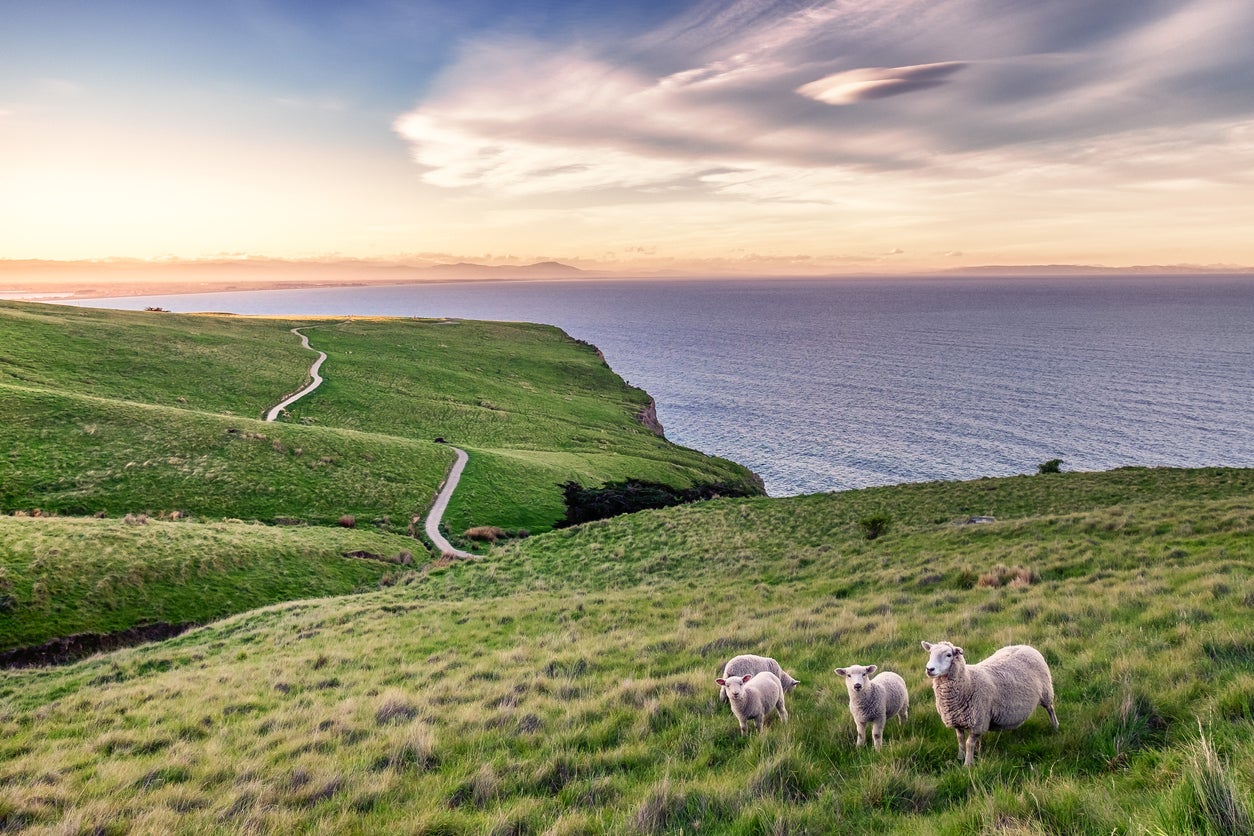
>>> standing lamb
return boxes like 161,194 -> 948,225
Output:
715,671 -> 789,734
834,664 -> 909,750
718,654 -> 800,703
921,640 -> 1059,766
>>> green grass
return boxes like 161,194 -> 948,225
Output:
0,302 -> 761,537
0,515 -> 421,652
1,299 -> 759,658
1,468 -> 1250,833
269,317 -> 762,534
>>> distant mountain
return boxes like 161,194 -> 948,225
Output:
417,260 -> 587,278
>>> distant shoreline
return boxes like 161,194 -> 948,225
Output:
5,266 -> 1253,302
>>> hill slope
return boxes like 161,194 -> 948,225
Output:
0,300 -> 761,536
2,468 -> 1251,834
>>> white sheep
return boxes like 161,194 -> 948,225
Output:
834,664 -> 909,750
717,654 -> 800,703
715,671 -> 788,734
921,640 -> 1059,766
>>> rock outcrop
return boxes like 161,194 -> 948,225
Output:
636,398 -> 665,436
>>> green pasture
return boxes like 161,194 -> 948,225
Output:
2,468 -> 1251,834
0,301 -> 760,538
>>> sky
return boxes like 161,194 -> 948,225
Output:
4,0 -> 1254,274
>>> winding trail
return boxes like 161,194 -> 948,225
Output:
265,325 -> 473,558
425,446 -> 473,558
265,328 -> 327,422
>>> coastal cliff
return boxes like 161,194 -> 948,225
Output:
636,398 -> 665,436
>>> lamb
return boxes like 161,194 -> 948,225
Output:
834,664 -> 909,750
717,654 -> 800,703
715,671 -> 788,734
921,640 -> 1059,766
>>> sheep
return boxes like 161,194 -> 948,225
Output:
834,664 -> 909,750
921,640 -> 1059,766
715,671 -> 788,734
717,654 -> 800,703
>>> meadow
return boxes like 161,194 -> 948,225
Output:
0,301 -> 760,537
1,467 -> 1251,834
1,299 -> 1250,833
0,300 -> 758,648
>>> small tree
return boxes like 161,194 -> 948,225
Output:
1037,458 -> 1064,474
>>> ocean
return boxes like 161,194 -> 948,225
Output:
62,275 -> 1254,497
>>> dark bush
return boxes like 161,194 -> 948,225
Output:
859,513 -> 891,541
1038,458 -> 1064,474
555,479 -> 756,527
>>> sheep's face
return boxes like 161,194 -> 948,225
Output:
835,664 -> 877,694
922,641 -> 961,678
716,674 -> 753,701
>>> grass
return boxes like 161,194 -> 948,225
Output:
0,515 -> 421,652
1,299 -> 759,658
0,302 -> 761,537
1,467 -> 1250,832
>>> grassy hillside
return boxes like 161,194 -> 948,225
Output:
0,300 -> 761,538
2,468 -> 1250,834
0,515 -> 421,653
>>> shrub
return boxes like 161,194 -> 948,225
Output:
338,515 -> 356,528
556,479 -> 757,527
1038,458 -> 1064,474
465,526 -> 509,543
858,514 -> 891,541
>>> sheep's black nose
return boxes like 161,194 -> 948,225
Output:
853,683 -> 861,690
926,667 -> 935,675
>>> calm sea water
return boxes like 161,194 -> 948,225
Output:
63,275 -> 1254,496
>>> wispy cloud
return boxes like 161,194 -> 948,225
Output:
394,0 -> 1254,203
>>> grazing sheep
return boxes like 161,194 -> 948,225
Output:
718,654 -> 800,703
715,671 -> 788,734
921,640 -> 1059,766
834,664 -> 909,750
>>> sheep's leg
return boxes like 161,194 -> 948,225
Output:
954,729 -> 965,761
1044,701 -> 1059,729
776,699 -> 788,724
855,719 -> 867,747
963,732 -> 979,767
871,719 -> 885,750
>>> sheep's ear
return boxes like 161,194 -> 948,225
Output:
835,668 -> 846,676
866,665 -> 877,674
953,646 -> 963,657
742,674 -> 753,683
921,641 -> 932,651
715,678 -> 726,686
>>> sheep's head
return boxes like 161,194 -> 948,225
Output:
715,674 -> 753,701
921,641 -> 962,678
835,664 -> 877,693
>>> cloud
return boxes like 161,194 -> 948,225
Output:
797,63 -> 966,106
393,0 -> 1254,201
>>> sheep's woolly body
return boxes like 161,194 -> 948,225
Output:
836,664 -> 909,750
716,671 -> 788,734
718,654 -> 800,703
923,641 -> 1059,766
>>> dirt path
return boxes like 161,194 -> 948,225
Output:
426,446 -> 473,558
265,326 -> 473,558
265,328 -> 327,421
